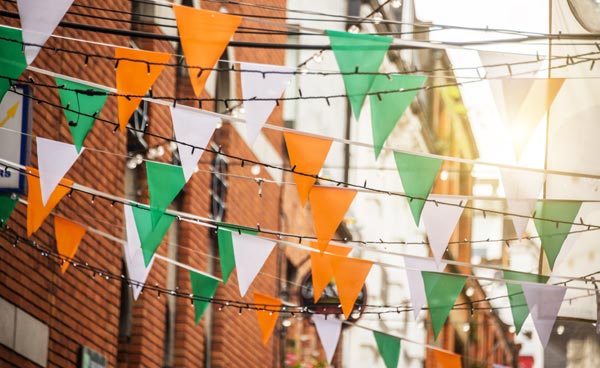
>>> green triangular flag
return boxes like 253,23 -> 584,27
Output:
146,161 -> 186,228
131,204 -> 175,266
0,26 -> 27,102
370,75 -> 427,158
190,270 -> 220,324
55,77 -> 108,153
533,200 -> 581,270
422,271 -> 467,340
326,30 -> 392,121
0,193 -> 18,226
394,152 -> 442,226
217,226 -> 257,284
503,270 -> 549,335
373,331 -> 401,368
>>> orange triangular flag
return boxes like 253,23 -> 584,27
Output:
309,187 -> 356,246
310,242 -> 352,303
330,254 -> 372,319
432,349 -> 462,368
284,132 -> 332,207
173,5 -> 241,97
115,47 -> 171,131
54,216 -> 86,273
253,292 -> 282,345
26,167 -> 73,237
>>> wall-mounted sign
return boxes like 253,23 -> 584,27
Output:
0,86 -> 32,194
79,345 -> 107,368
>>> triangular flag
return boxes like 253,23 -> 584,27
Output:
326,30 -> 392,120
16,0 -> 74,64
310,242 -> 351,302
432,349 -> 462,368
170,106 -> 220,182
131,205 -> 175,266
190,270 -> 220,324
403,256 -> 446,319
173,5 -> 241,97
394,152 -> 443,226
123,205 -> 154,300
373,331 -> 401,368
217,227 -> 257,284
240,63 -> 294,145
283,132 -> 332,207
503,270 -> 549,335
232,233 -> 276,297
499,168 -> 545,239
312,314 -> 342,364
533,200 -> 581,270
522,283 -> 566,347
370,75 -> 427,158
55,77 -> 108,153
0,26 -> 27,103
254,292 -> 282,345
421,196 -> 464,265
115,47 -> 170,131
54,216 -> 86,274
309,186 -> 356,247
36,137 -> 82,206
422,271 -> 467,340
146,161 -> 186,227
26,167 -> 72,237
330,254 -> 372,319
0,193 -> 18,226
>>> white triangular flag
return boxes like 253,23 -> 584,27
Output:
500,168 -> 545,239
312,314 -> 342,364
421,195 -> 464,265
123,206 -> 154,300
17,0 -> 74,65
232,232 -> 276,297
404,256 -> 446,319
36,137 -> 82,206
522,283 -> 566,347
240,62 -> 294,145
170,106 -> 220,182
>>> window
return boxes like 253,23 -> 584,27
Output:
211,150 -> 228,222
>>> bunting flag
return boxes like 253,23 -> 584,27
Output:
310,242 -> 351,302
170,106 -> 220,182
115,47 -> 171,131
533,200 -> 581,270
0,26 -> 27,102
54,216 -> 86,274
421,196 -> 464,265
326,30 -> 393,120
394,152 -> 442,226
370,75 -> 427,158
329,254 -> 372,319
123,205 -> 154,300
521,283 -> 566,347
16,0 -> 74,64
240,62 -> 294,145
26,167 -> 73,237
422,271 -> 467,340
404,256 -> 446,319
55,77 -> 108,153
173,5 -> 241,97
503,270 -> 549,335
217,227 -> 257,284
254,292 -> 282,345
432,349 -> 462,368
499,168 -> 545,239
283,132 -> 332,207
309,186 -> 356,249
146,161 -> 186,227
131,205 -> 175,266
190,270 -> 220,324
373,331 -> 401,368
36,137 -> 82,206
232,232 -> 276,297
0,193 -> 18,226
312,314 -> 342,364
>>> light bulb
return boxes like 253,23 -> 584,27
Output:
372,12 -> 383,25
348,25 -> 360,34
391,0 -> 401,8
313,52 -> 323,64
